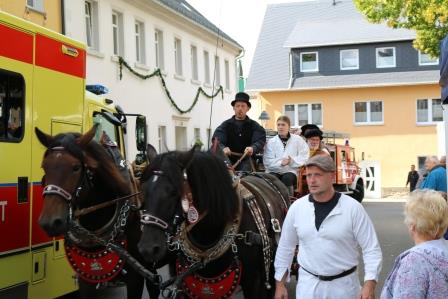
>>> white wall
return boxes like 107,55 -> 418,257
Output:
64,0 -> 241,159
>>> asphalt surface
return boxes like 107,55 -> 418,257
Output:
60,200 -> 413,298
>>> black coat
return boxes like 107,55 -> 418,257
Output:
212,116 -> 266,165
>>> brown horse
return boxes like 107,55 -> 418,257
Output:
35,125 -> 159,299
137,149 -> 290,298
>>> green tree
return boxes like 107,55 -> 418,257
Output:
354,0 -> 448,57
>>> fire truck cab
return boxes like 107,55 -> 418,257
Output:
0,11 -> 145,298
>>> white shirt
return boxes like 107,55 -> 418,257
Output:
263,134 -> 309,175
274,193 -> 382,289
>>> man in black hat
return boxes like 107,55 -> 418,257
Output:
212,92 -> 266,171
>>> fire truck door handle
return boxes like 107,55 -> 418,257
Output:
34,261 -> 39,274
18,176 -> 28,203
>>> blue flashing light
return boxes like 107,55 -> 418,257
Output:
86,84 -> 109,95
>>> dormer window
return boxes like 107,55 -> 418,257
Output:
340,49 -> 359,70
376,47 -> 396,68
418,51 -> 439,66
300,52 -> 318,72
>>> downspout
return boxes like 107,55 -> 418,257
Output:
236,48 -> 245,92
60,0 -> 65,35
288,49 -> 293,89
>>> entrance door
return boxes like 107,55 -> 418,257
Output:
359,160 -> 382,199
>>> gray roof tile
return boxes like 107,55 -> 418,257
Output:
246,0 -> 423,91
154,0 -> 243,49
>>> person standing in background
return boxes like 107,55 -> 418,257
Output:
406,164 -> 419,192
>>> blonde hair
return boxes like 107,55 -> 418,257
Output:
276,115 -> 291,127
405,190 -> 448,239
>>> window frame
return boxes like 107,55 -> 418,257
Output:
214,55 -> 220,86
340,49 -> 359,70
224,59 -> 230,90
190,45 -> 199,81
174,37 -> 183,76
27,0 -> 45,12
375,47 -> 396,68
300,51 -> 319,73
203,50 -> 211,84
111,11 -> 124,57
154,29 -> 165,70
134,20 -> 145,64
353,100 -> 384,125
283,103 -> 323,128
418,51 -> 439,66
158,125 -> 167,153
85,0 -> 99,51
416,98 -> 443,125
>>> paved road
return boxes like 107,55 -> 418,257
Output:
60,201 -> 413,298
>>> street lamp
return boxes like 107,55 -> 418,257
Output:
258,110 -> 270,128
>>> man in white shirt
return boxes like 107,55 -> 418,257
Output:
274,155 -> 382,299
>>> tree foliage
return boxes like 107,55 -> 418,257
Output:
354,0 -> 448,57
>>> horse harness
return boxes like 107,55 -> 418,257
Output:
41,145 -> 160,284
140,167 -> 287,296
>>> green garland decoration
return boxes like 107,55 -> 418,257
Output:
118,56 -> 223,114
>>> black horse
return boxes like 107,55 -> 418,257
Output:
35,125 -> 159,299
138,149 -> 290,298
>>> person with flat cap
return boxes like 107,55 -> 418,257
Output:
274,155 -> 382,299
212,92 -> 266,171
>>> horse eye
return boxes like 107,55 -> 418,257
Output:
73,165 -> 81,172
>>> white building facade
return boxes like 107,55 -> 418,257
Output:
63,0 -> 243,159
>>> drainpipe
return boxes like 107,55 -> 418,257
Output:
236,48 -> 245,92
60,0 -> 65,35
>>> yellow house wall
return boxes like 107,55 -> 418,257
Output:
259,84 -> 440,188
0,0 -> 62,32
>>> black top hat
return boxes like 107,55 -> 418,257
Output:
304,128 -> 323,140
231,92 -> 251,108
300,124 -> 320,136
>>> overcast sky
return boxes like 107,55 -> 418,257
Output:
187,0 -> 310,76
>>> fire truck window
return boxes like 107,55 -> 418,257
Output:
341,150 -> 347,162
92,113 -> 119,146
0,70 -> 25,142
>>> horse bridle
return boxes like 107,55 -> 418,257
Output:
42,146 -> 95,220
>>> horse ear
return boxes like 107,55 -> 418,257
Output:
35,127 -> 54,148
77,124 -> 99,148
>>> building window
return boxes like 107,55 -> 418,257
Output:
300,52 -> 318,72
214,55 -> 220,86
174,38 -> 183,75
135,21 -> 145,64
417,98 -> 442,124
154,29 -> 164,70
340,49 -> 359,70
354,101 -> 383,124
111,11 -> 124,56
204,51 -> 210,84
158,125 -> 167,153
224,60 -> 230,90
85,1 -> 99,50
0,69 -> 25,142
283,103 -> 322,127
191,45 -> 198,81
193,128 -> 202,147
418,51 -> 439,66
376,47 -> 396,68
27,0 -> 44,12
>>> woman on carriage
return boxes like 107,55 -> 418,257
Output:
263,116 -> 309,196
303,126 -> 330,157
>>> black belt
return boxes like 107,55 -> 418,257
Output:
301,265 -> 357,281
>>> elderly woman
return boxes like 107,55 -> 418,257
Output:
381,190 -> 448,299
303,127 -> 330,157
263,116 -> 309,196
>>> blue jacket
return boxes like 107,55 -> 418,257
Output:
420,166 -> 447,192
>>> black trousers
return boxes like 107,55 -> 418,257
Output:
271,172 -> 297,188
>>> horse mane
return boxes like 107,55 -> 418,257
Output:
144,151 -> 238,227
46,132 -> 130,196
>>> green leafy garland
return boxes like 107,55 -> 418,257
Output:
118,57 -> 223,114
